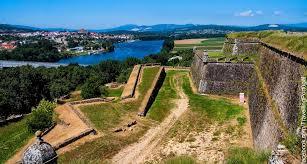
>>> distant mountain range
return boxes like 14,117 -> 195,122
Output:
1,23 -> 307,33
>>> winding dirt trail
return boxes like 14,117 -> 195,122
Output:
112,75 -> 188,164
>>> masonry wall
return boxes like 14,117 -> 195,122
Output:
223,38 -> 260,55
248,69 -> 282,149
191,41 -> 304,150
257,46 -> 303,132
191,54 -> 253,94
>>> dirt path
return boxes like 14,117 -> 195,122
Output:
112,76 -> 188,164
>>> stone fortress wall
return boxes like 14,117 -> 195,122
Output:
222,38 -> 260,55
191,38 -> 305,149
191,53 -> 253,95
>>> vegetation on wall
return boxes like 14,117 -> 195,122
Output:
228,31 -> 307,60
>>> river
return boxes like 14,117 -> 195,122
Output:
57,40 -> 164,65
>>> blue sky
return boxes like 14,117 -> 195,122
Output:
0,0 -> 306,29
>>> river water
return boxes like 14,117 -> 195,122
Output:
57,40 -> 164,65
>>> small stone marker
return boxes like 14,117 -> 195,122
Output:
239,93 -> 245,104
203,50 -> 208,63
127,120 -> 137,127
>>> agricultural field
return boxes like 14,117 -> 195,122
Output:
173,37 -> 225,51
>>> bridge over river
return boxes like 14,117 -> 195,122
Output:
0,60 -> 88,68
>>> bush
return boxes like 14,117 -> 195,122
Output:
282,133 -> 300,154
99,86 -> 109,97
26,99 -> 56,133
237,117 -> 247,126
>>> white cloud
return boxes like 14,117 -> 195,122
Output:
236,10 -> 254,17
273,11 -> 282,16
255,10 -> 263,15
235,10 -> 264,17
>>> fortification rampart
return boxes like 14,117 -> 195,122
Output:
191,52 -> 253,94
223,38 -> 260,55
121,65 -> 142,99
138,67 -> 166,116
191,38 -> 305,150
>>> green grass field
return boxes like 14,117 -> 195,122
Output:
0,117 -> 33,163
59,67 -> 160,163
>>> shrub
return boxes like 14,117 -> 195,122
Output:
26,99 -> 56,133
237,117 -> 247,126
282,133 -> 300,154
99,86 -> 109,97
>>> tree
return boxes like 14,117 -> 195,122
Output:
116,68 -> 132,83
26,99 -> 56,133
123,57 -> 142,68
49,79 -> 71,99
81,76 -> 102,99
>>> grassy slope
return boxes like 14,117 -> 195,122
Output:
182,75 -> 243,123
228,31 -> 307,60
226,147 -> 270,164
106,86 -> 124,97
147,70 -> 182,122
0,117 -> 33,163
181,74 -> 270,163
59,67 -> 160,163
